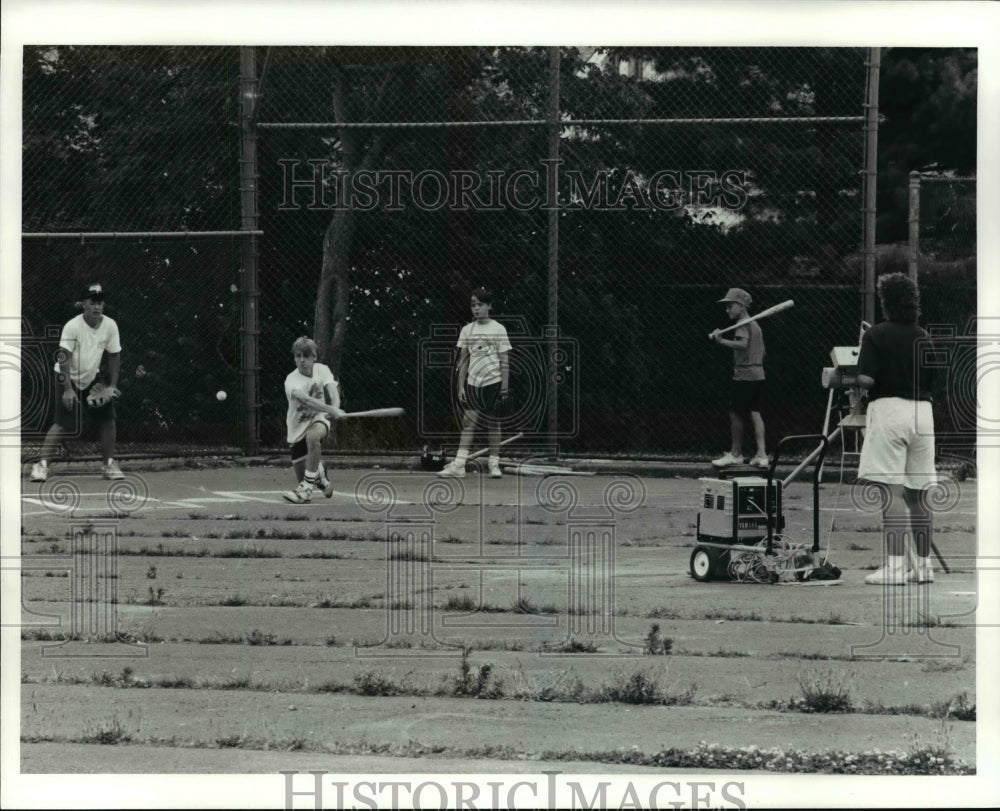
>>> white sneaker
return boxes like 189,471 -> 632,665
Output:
865,565 -> 907,586
102,460 -> 125,480
30,462 -> 48,482
436,460 -> 466,478
908,563 -> 934,584
749,456 -> 770,469
283,481 -> 314,504
489,460 -> 503,479
317,462 -> 334,498
711,451 -> 741,468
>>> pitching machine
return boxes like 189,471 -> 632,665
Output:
690,434 -> 835,583
772,325 -> 872,488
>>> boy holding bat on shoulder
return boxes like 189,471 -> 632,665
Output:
709,287 -> 769,469
283,336 -> 344,504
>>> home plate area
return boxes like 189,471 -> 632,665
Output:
18,462 -> 978,777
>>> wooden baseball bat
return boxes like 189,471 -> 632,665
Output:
503,463 -> 596,477
340,407 -> 405,418
709,299 -> 794,339
295,397 -> 402,419
467,432 -> 524,461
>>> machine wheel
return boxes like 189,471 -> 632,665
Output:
690,547 -> 715,582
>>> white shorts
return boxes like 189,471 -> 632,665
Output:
857,397 -> 936,490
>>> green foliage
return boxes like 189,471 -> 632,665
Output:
442,594 -> 478,612
551,638 -> 599,654
245,629 -> 280,646
23,45 -> 239,233
353,668 -> 411,697
938,691 -> 976,722
450,647 -> 503,698
796,669 -> 854,713
643,623 -> 673,655
597,666 -> 667,705
82,710 -> 139,744
21,46 -> 975,455
643,740 -> 971,775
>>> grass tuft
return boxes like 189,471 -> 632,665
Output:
796,668 -> 853,713
547,638 -> 599,654
442,595 -> 478,612
643,623 -> 673,655
353,669 -> 411,697
596,666 -> 667,705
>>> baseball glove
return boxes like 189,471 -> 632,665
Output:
86,382 -> 119,408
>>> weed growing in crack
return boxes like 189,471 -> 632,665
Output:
353,668 -> 412,697
442,594 -> 478,612
597,666 -> 666,705
82,710 -> 139,744
449,647 -> 503,698
643,623 -> 673,655
796,668 -> 854,713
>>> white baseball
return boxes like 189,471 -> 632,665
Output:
216,390 -> 227,401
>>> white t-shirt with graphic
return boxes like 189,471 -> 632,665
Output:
54,314 -> 122,389
284,362 -> 338,444
457,319 -> 512,387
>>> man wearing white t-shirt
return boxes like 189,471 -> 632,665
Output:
30,282 -> 124,481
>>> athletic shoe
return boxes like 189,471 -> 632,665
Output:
30,463 -> 48,482
102,460 -> 125,481
283,481 -> 314,504
908,563 -> 934,584
436,460 -> 466,478
864,565 -> 907,586
711,451 -> 741,468
317,462 -> 334,498
489,460 -> 503,479
749,456 -> 770,469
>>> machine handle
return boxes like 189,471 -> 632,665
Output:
765,434 -> 830,555
768,434 -> 830,486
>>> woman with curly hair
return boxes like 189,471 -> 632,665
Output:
856,273 -> 937,585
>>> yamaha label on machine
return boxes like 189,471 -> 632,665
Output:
697,476 -> 783,543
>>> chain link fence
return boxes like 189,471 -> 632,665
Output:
20,46 -> 244,459
909,173 -> 976,266
908,174 -> 977,462
255,46 -> 871,456
20,46 -> 978,462
19,238 -> 244,459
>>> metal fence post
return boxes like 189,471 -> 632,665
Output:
240,46 -> 261,455
547,46 -> 561,455
861,47 -> 881,326
908,170 -> 921,282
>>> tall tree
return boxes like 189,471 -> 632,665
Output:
22,45 -> 237,233
285,47 -> 485,374
876,47 -> 977,244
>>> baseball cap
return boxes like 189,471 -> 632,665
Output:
718,287 -> 751,307
82,282 -> 106,301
